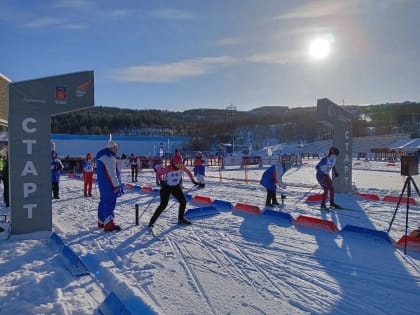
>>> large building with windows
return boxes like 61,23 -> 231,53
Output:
0,73 -> 9,125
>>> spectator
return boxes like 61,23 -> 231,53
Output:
129,153 -> 138,182
51,150 -> 64,199
193,151 -> 206,188
96,141 -> 124,232
82,152 -> 95,197
1,155 -> 9,207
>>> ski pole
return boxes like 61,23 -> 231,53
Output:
136,193 -> 158,224
93,175 -> 98,197
135,204 -> 139,225
281,193 -> 286,205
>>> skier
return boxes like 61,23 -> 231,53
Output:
129,153 -> 138,182
82,152 -> 95,197
315,146 -> 341,209
260,157 -> 287,207
148,150 -> 198,227
96,140 -> 124,232
51,150 -> 64,199
193,151 -> 206,188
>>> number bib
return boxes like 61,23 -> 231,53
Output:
165,170 -> 183,186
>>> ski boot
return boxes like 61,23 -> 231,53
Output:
330,202 -> 343,209
178,218 -> 192,225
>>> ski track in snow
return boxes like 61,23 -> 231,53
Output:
165,235 -> 218,314
46,163 -> 420,314
54,207 -> 163,311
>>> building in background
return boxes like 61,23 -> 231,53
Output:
51,134 -> 191,158
0,73 -> 10,155
0,73 -> 9,122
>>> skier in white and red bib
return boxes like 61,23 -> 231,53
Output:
148,150 -> 197,227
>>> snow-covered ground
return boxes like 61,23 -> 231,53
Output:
1,159 -> 420,314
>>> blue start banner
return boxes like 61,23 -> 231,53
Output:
8,71 -> 94,234
317,98 -> 353,193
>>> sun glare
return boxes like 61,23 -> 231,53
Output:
309,37 -> 331,60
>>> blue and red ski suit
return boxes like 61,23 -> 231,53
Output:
95,148 -> 122,225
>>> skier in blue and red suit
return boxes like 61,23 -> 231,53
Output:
95,140 -> 123,232
193,151 -> 206,188
315,146 -> 340,209
260,157 -> 287,207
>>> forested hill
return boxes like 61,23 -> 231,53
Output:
51,102 -> 420,150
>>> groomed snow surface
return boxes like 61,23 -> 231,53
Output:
1,159 -> 420,315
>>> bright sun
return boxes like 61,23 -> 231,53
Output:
309,37 -> 331,60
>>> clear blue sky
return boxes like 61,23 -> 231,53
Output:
1,0 -> 419,111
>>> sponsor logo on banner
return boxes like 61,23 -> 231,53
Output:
76,80 -> 91,97
55,86 -> 67,104
23,98 -> 46,104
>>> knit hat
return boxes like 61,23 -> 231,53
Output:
328,146 -> 339,156
108,141 -> 118,149
171,151 -> 183,165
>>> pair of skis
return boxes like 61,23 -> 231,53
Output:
264,203 -> 285,210
148,221 -> 192,239
314,204 -> 359,212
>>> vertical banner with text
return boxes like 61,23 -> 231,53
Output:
8,71 -> 94,234
317,98 -> 353,193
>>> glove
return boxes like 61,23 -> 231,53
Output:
278,182 -> 286,189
